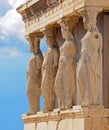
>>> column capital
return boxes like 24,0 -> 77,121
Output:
80,5 -> 103,17
26,32 -> 43,41
40,25 -> 59,38
84,5 -> 102,13
41,27 -> 54,37
26,32 -> 43,54
57,16 -> 79,28
80,5 -> 103,31
57,16 -> 79,40
41,25 -> 58,47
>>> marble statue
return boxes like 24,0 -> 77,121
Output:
77,10 -> 102,106
41,28 -> 59,112
27,37 -> 43,114
55,20 -> 78,109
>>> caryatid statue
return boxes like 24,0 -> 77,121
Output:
77,6 -> 103,106
26,33 -> 43,114
41,27 -> 59,112
55,18 -> 78,110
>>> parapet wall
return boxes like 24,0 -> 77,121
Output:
23,108 -> 109,130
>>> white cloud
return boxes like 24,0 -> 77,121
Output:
0,0 -> 27,41
0,35 -> 5,40
0,9 -> 25,40
0,47 -> 26,57
9,0 -> 27,8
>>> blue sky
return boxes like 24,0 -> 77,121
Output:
0,0 -> 47,129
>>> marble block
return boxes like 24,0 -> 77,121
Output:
22,108 -> 109,130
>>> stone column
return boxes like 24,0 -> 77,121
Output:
77,6 -> 103,106
26,33 -> 43,114
55,17 -> 78,109
41,26 -> 59,112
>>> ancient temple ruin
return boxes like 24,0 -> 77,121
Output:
17,0 -> 109,130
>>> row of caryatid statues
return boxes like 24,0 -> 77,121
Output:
26,7 -> 103,114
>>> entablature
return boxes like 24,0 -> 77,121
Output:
17,0 -> 108,36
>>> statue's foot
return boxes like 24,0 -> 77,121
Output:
82,102 -> 90,107
60,105 -> 65,110
64,105 -> 72,110
27,111 -> 36,115
43,108 -> 49,113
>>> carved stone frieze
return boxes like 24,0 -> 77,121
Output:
46,0 -> 58,6
22,0 -> 47,21
21,0 -> 60,21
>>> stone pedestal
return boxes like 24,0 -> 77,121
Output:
22,107 -> 109,130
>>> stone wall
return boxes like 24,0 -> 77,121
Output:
23,108 -> 109,130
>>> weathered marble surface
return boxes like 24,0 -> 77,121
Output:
27,36 -> 43,114
22,108 -> 109,130
77,6 -> 102,106
55,18 -> 78,109
41,27 -> 59,112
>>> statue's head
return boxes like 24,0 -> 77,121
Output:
59,20 -> 73,40
43,28 -> 57,48
33,38 -> 41,55
83,10 -> 97,31
46,36 -> 56,48
61,26 -> 71,39
83,17 -> 91,30
29,37 -> 40,55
